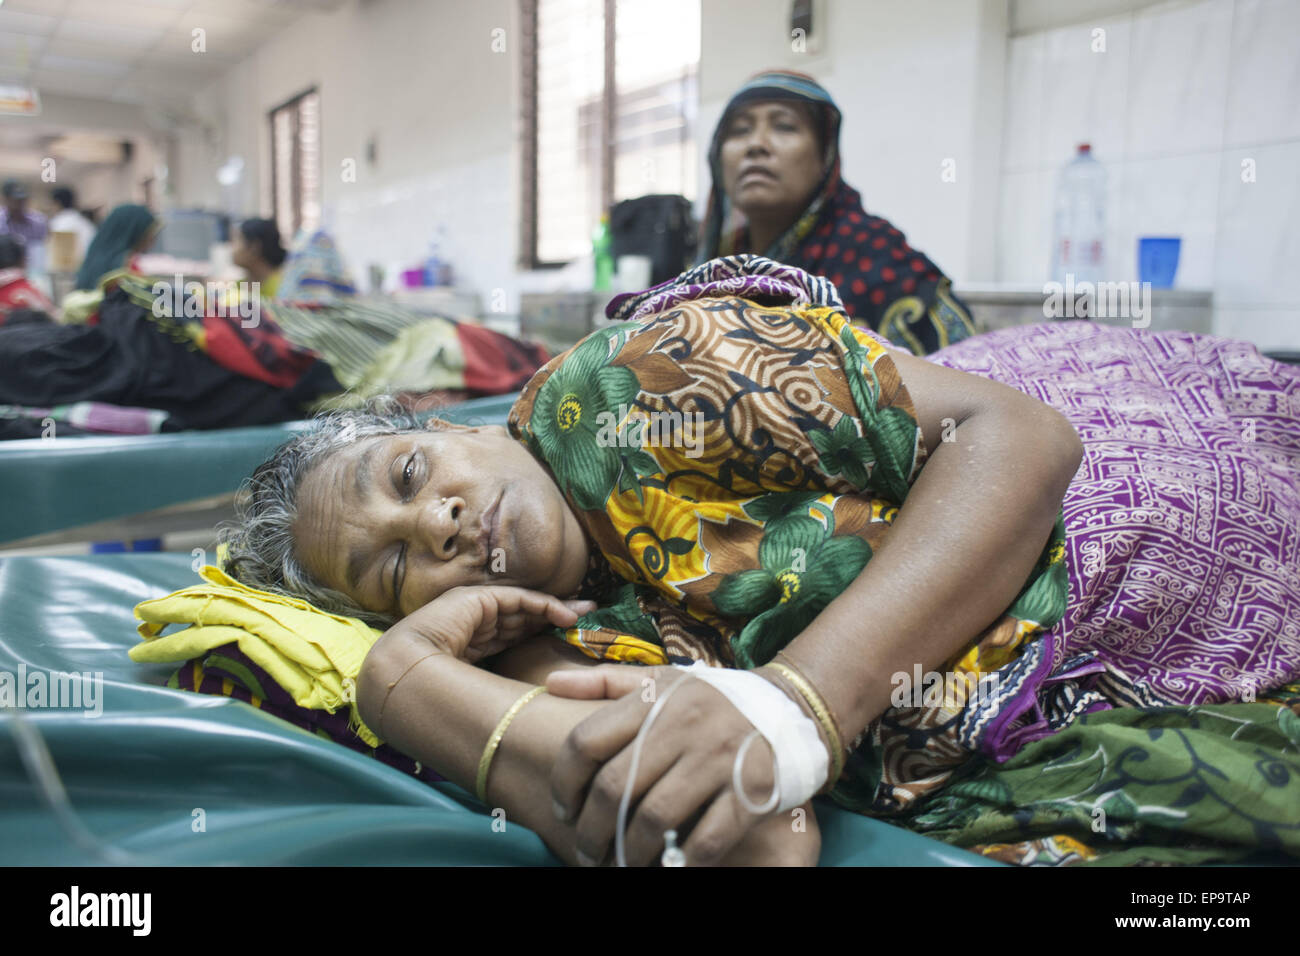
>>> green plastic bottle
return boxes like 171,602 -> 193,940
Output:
592,214 -> 613,292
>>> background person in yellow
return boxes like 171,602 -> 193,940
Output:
231,217 -> 286,302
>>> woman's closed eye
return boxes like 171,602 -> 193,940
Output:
390,541 -> 407,610
385,450 -> 421,611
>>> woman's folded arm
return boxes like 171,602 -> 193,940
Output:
779,349 -> 1084,746
357,625 -> 603,863
357,626 -> 820,865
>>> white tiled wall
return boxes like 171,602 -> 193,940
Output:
329,151 -> 516,308
176,0 -> 525,309
998,0 -> 1300,349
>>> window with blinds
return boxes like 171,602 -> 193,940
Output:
270,88 -> 321,242
611,0 -> 700,205
521,0 -> 700,268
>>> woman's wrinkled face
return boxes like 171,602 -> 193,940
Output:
719,100 -> 824,224
293,425 -> 590,622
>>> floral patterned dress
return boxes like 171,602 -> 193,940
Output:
507,258 -> 1069,813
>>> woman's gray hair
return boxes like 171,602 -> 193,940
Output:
219,400 -> 433,629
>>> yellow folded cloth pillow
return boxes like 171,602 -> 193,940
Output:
132,565 -> 386,746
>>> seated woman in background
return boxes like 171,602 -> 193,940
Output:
58,204 -> 159,323
212,255 -> 1300,867
0,234 -> 54,325
72,203 -> 158,292
274,228 -> 357,302
231,217 -> 287,300
700,70 -> 976,356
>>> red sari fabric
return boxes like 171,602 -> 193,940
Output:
0,270 -> 54,324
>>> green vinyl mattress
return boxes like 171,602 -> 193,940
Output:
0,553 -> 996,866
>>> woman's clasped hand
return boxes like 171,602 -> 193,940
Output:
545,662 -> 821,867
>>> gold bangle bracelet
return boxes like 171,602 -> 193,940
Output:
476,686 -> 546,804
774,652 -> 848,756
765,660 -> 846,789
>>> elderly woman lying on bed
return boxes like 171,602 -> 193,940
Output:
218,256 -> 1300,867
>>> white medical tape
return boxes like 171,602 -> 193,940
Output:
679,660 -> 828,813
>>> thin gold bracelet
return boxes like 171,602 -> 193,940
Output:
476,686 -> 547,804
774,652 -> 849,756
376,651 -> 442,734
764,660 -> 846,790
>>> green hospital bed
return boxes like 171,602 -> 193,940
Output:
0,395 -> 522,547
0,398 -> 995,866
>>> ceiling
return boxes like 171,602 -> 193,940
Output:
0,0 -> 344,106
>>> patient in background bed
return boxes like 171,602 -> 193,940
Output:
217,257 -> 1300,867
0,235 -> 54,326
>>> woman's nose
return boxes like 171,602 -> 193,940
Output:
417,495 -> 467,560
744,125 -> 772,155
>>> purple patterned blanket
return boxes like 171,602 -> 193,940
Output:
930,320 -> 1300,706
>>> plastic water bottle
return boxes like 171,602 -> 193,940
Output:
1051,143 -> 1107,285
592,214 -> 613,292
437,224 -> 453,286
424,227 -> 443,287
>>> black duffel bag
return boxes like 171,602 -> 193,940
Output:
609,194 -> 696,287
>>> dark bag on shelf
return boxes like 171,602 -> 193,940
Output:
609,194 -> 695,287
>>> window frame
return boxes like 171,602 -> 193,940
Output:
268,86 -> 321,240
518,0 -> 615,271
